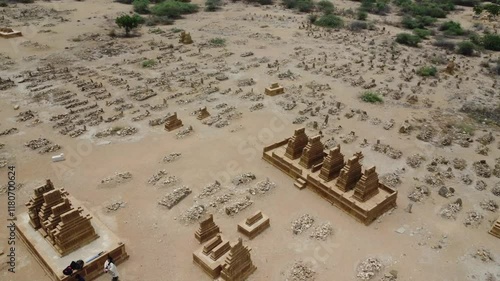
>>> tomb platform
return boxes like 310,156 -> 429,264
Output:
237,211 -> 270,240
17,195 -> 129,281
262,137 -> 397,225
489,216 -> 500,239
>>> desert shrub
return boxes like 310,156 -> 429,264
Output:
308,14 -> 318,23
350,20 -> 368,31
401,1 -> 455,18
317,0 -> 334,14
133,0 -> 150,14
360,0 -> 390,14
115,14 -> 144,36
357,10 -> 368,20
209,37 -> 226,46
314,14 -> 344,28
413,28 -> 431,38
474,3 -> 500,17
417,65 -> 437,76
439,21 -> 465,36
145,15 -> 175,25
205,0 -> 222,11
452,0 -> 478,7
482,34 -> 500,51
430,54 -> 448,65
457,40 -> 476,56
151,0 -> 199,18
492,62 -> 500,75
395,32 -> 421,47
13,0 -> 34,2
0,1 -> 7,7
401,15 -> 436,29
116,0 -> 134,3
142,59 -> 157,67
433,38 -> 456,50
361,91 -> 383,103
283,0 -> 314,12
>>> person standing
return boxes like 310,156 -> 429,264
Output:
103,256 -> 120,281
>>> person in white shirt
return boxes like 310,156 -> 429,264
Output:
103,256 -> 120,281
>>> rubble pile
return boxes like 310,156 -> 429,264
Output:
452,158 -> 467,170
232,172 -> 256,185
440,199 -> 462,219
179,204 -> 206,223
249,178 -> 276,195
95,126 -> 138,138
309,222 -> 333,240
25,138 -> 51,150
408,186 -> 430,202
473,249 -> 494,262
175,125 -> 193,139
372,142 -> 403,159
106,201 -> 126,212
148,170 -> 167,185
464,211 -> 483,227
479,199 -> 498,212
163,152 -> 181,163
291,214 -> 315,235
224,196 -> 253,216
473,160 -> 492,178
158,186 -> 192,209
38,144 -> 61,154
197,181 -> 222,199
356,258 -> 382,280
406,154 -> 425,168
101,172 -> 133,184
287,261 -> 316,281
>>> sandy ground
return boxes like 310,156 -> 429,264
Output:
0,0 -> 499,280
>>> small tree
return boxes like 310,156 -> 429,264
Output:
115,14 -> 143,36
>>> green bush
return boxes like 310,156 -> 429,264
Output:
350,20 -> 368,31
314,14 -> 344,28
151,0 -> 199,18
417,66 -> 437,76
413,28 -> 431,39
145,15 -> 175,25
360,91 -> 383,103
474,3 -> 500,17
283,0 -> 314,12
401,1 -> 455,18
142,59 -> 157,67
457,40 -> 476,56
452,0 -> 479,7
205,0 -> 222,11
209,37 -> 226,46
469,32 -> 482,45
133,0 -> 150,14
308,14 -> 318,23
483,34 -> 500,51
401,15 -> 436,29
0,1 -> 7,7
115,14 -> 144,36
357,10 -> 368,20
439,21 -> 465,36
116,0 -> 134,3
317,0 -> 334,14
360,0 -> 390,14
433,38 -> 456,50
395,33 -> 421,47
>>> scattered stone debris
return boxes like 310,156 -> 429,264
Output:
161,175 -> 179,186
0,128 -> 18,136
452,158 -> 467,170
158,186 -> 192,209
286,261 -> 316,281
106,201 -> 126,212
293,116 -> 309,124
163,152 -> 181,163
406,154 -> 425,168
101,172 -> 133,184
179,204 -> 206,224
208,192 -> 234,208
461,174 -> 473,185
197,181 -> 222,199
372,142 -> 402,159
249,178 -> 276,195
476,180 -> 487,191
492,183 -> 500,196
473,248 -> 494,262
232,172 -> 256,186
309,222 -> 333,240
0,183 -> 23,194
440,198 -> 462,220
25,138 -> 51,150
408,185 -> 430,202
356,258 -> 382,280
148,170 -> 167,185
38,144 -> 62,154
476,132 -> 494,145
224,196 -> 253,216
380,172 -> 402,188
249,103 -> 264,111
464,211 -> 483,227
95,126 -> 137,138
175,125 -> 193,139
480,199 -> 498,212
291,214 -> 315,235
380,271 -> 398,281
475,144 -> 489,156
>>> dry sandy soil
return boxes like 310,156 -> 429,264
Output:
0,0 -> 499,280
